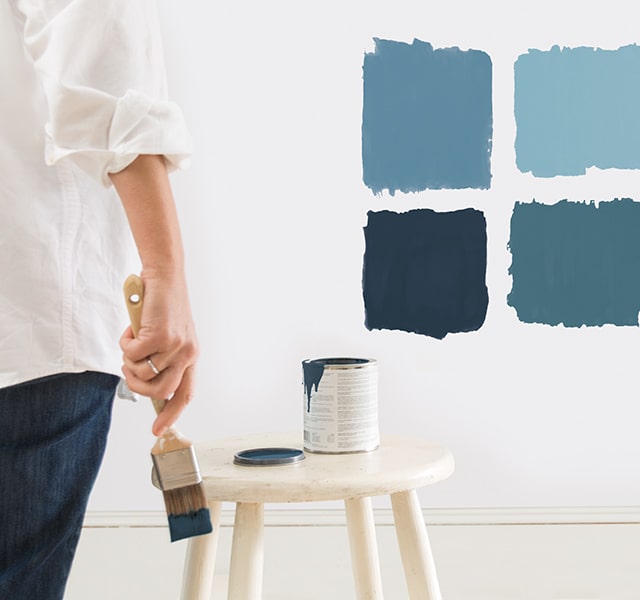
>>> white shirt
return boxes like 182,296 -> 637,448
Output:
0,0 -> 192,388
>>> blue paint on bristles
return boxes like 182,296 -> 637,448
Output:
161,481 -> 213,542
168,508 -> 213,542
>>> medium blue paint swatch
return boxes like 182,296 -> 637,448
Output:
362,208 -> 488,339
515,44 -> 640,177
362,38 -> 493,195
508,199 -> 640,327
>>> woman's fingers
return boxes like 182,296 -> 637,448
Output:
121,364 -> 178,399
120,325 -> 198,400
152,365 -> 196,436
120,354 -> 163,382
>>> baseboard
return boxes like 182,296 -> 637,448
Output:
83,506 -> 640,528
72,507 -> 640,600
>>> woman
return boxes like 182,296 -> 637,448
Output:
1,1 -> 200,597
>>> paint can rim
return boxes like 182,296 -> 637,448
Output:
302,357 -> 377,369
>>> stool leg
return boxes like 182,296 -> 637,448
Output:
228,502 -> 264,600
344,496 -> 384,599
181,500 -> 223,600
391,490 -> 442,600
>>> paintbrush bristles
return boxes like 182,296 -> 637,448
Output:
163,481 -> 208,517
164,481 -> 213,542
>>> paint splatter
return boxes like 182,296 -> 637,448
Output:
362,38 -> 493,195
515,44 -> 640,177
507,198 -> 640,327
362,208 -> 488,339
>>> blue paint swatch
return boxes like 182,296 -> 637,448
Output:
515,44 -> 640,177
362,208 -> 488,339
362,38 -> 493,195
508,199 -> 640,327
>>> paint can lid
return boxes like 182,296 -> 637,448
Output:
233,447 -> 305,466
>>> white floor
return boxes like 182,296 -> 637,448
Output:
65,514 -> 640,599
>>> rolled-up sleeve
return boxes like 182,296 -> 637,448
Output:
13,0 -> 192,186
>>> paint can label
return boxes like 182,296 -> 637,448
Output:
302,358 -> 379,454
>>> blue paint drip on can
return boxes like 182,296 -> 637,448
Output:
301,358 -> 378,454
302,359 -> 327,412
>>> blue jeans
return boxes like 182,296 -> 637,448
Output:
0,371 -> 118,600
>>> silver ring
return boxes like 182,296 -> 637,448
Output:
147,358 -> 160,376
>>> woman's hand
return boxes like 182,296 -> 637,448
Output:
119,271 -> 199,436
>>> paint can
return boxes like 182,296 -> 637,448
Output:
302,358 -> 379,454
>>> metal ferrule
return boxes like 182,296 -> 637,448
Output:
151,446 -> 203,491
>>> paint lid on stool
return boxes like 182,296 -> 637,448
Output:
233,447 -> 305,466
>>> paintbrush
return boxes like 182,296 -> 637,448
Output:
123,273 -> 212,542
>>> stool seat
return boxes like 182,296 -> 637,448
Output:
196,432 -> 454,503
181,432 -> 455,600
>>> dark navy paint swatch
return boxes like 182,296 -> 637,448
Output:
515,44 -> 640,177
362,38 -> 493,195
508,199 -> 640,327
362,208 -> 488,339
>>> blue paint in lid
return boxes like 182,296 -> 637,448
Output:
233,447 -> 305,466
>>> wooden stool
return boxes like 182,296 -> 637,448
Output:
180,432 -> 454,600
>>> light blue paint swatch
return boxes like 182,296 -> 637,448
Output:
507,199 -> 640,327
362,38 -> 492,195
515,44 -> 640,177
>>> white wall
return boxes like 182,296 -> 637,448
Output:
88,0 -> 640,513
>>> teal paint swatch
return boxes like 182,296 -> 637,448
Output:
362,38 -> 492,195
515,44 -> 640,177
363,208 -> 488,339
508,199 -> 640,327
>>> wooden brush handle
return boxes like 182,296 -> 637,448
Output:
123,273 -> 144,338
123,274 -> 166,416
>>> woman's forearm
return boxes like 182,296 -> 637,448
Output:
109,154 -> 185,278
